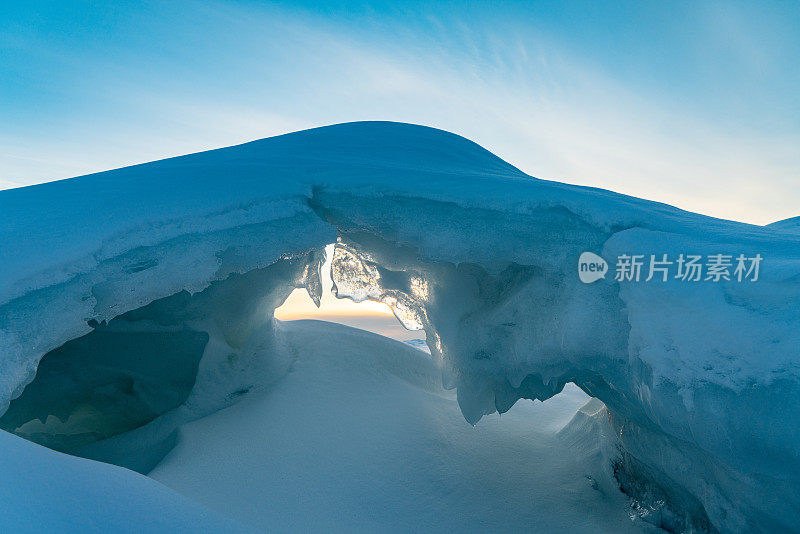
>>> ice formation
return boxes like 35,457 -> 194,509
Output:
1,121 -> 798,532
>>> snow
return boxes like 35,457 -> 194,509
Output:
0,428 -> 248,533
1,121 -> 799,532
768,215 -> 800,234
150,320 -> 647,533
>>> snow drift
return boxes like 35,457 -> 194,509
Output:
0,429 -> 248,533
1,121 -> 799,532
149,319 -> 641,533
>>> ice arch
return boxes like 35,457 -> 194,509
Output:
1,122 -> 799,533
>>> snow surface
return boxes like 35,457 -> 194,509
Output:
150,319 -> 647,534
769,215 -> 800,234
0,428 -> 248,533
1,121 -> 799,532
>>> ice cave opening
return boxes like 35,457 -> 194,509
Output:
0,240 -> 594,483
275,244 -> 430,352
0,218 -> 737,533
0,232 -> 753,533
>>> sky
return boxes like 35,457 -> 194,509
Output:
1,0 -> 799,225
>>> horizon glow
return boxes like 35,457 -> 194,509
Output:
275,245 -> 397,320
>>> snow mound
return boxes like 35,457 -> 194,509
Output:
0,429 -> 248,533
1,121 -> 799,532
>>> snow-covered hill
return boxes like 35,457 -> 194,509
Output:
1,122 -> 799,532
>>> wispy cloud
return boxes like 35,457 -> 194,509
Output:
1,1 -> 797,224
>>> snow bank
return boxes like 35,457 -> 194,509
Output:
1,121 -> 799,532
0,429 -> 248,533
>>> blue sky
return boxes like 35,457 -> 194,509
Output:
1,0 -> 798,224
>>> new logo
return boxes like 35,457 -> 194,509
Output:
578,252 -> 608,284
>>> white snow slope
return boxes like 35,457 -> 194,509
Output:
1,121 -> 799,532
0,427 -> 248,533
150,319 -> 647,534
